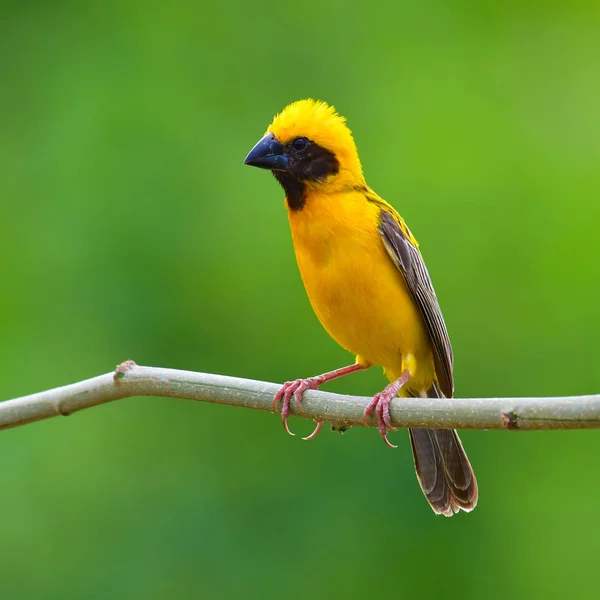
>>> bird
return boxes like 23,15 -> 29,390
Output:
244,99 -> 477,516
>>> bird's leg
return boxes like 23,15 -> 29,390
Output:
273,363 -> 366,438
362,371 -> 411,448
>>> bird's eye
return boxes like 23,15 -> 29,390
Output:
291,137 -> 309,152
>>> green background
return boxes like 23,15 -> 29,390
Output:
2,1 -> 600,598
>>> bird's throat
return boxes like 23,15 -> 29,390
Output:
273,171 -> 306,211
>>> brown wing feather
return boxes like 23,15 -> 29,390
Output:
375,206 -> 477,515
377,208 -> 454,397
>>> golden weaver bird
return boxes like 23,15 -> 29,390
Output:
244,99 -> 477,516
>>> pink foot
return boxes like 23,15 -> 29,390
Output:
273,378 -> 323,437
362,371 -> 411,448
272,364 -> 365,439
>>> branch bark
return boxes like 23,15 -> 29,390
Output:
1,361 -> 599,432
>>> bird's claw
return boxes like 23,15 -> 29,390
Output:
273,377 -> 322,437
362,390 -> 398,448
302,420 -> 323,441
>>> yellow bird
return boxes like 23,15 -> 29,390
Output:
244,99 -> 477,516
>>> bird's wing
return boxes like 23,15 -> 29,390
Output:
377,206 -> 454,397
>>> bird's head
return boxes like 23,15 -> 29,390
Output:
244,99 -> 364,209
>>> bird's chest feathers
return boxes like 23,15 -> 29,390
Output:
287,193 -> 395,352
285,190 -> 432,378
287,192 -> 378,288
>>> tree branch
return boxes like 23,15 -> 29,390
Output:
0,361 -> 599,432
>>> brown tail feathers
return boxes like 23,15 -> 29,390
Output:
408,386 -> 478,516
409,427 -> 478,516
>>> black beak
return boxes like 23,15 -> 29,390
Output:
244,133 -> 289,171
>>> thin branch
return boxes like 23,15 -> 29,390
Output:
1,361 -> 599,433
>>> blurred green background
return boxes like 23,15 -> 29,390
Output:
2,1 -> 600,598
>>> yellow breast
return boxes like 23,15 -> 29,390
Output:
287,189 -> 434,390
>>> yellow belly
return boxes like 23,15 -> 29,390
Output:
287,189 -> 435,392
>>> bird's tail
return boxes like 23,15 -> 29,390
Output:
408,385 -> 478,516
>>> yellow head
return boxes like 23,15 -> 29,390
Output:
244,99 -> 364,209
